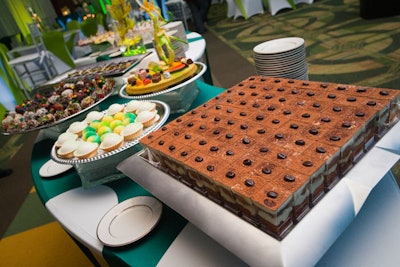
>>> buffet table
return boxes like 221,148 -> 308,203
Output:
32,109 -> 400,266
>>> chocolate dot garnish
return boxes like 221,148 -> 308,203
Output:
239,91 -> 245,95
245,179 -> 255,187
249,77 -> 255,81
240,101 -> 247,105
199,140 -> 207,145
215,105 -> 222,110
226,150 -> 235,156
367,101 -> 376,106
256,115 -> 264,120
260,78 -> 266,81
316,147 -> 326,153
290,123 -> 299,129
291,89 -> 299,94
203,103 -> 208,107
227,99 -> 233,103
162,126 -> 168,131
251,92 -> 258,96
201,114 -> 207,119
226,133 -> 233,139
283,110 -> 291,115
249,85 -> 256,89
214,117 -> 221,122
347,97 -> 357,102
226,171 -> 235,179
262,167 -> 272,174
277,153 -> 287,159
266,191 -> 278,199
279,97 -> 286,102
330,135 -> 341,141
295,139 -> 306,146
288,79 -> 294,83
327,94 -> 336,99
307,91 -> 315,96
357,87 -> 367,93
337,85 -> 346,90
206,165 -> 215,171
199,125 -> 206,130
187,122 -> 194,127
184,134 -> 191,139
263,86 -> 270,90
228,120 -> 235,125
259,147 -> 269,153
215,96 -> 220,100
267,106 -> 275,111
257,129 -> 266,134
302,113 -> 311,118
277,87 -> 285,92
313,102 -> 321,108
333,106 -> 342,112
227,108 -> 233,113
191,110 -> 197,114
210,146 -> 219,152
309,128 -> 319,135
169,145 -> 175,151
176,118 -> 182,122
158,140 -> 164,145
243,159 -> 252,166
284,174 -> 295,182
303,161 -> 313,167
265,94 -> 273,99
252,103 -> 260,108
297,101 -> 305,106
355,111 -> 365,117
379,90 -> 389,96
173,131 -> 180,136
272,119 -> 280,124
240,124 -> 248,130
321,117 -> 331,122
302,82 -> 309,86
274,79 -> 281,83
242,138 -> 251,144
181,151 -> 188,156
275,133 -> 284,139
342,122 -> 351,128
240,112 -> 247,116
195,156 -> 203,162
320,83 -> 328,88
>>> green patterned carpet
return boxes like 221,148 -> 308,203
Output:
207,0 -> 400,89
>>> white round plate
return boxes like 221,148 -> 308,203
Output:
97,196 -> 162,247
39,159 -> 73,177
253,37 -> 305,55
109,51 -> 122,58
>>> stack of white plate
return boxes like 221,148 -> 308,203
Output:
253,37 -> 309,80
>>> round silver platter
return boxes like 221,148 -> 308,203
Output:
50,100 -> 170,165
0,83 -> 115,136
118,62 -> 206,99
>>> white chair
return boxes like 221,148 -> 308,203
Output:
8,23 -> 57,93
226,0 -> 237,18
165,0 -> 192,30
269,0 -> 314,16
233,0 -> 265,20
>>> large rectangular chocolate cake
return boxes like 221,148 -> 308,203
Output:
140,76 -> 400,239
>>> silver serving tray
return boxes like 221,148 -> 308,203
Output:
118,62 -> 206,99
50,100 -> 170,165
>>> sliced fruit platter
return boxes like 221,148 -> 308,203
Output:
1,76 -> 115,135
50,100 -> 169,164
123,58 -> 199,95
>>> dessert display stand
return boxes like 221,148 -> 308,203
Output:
118,120 -> 400,267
